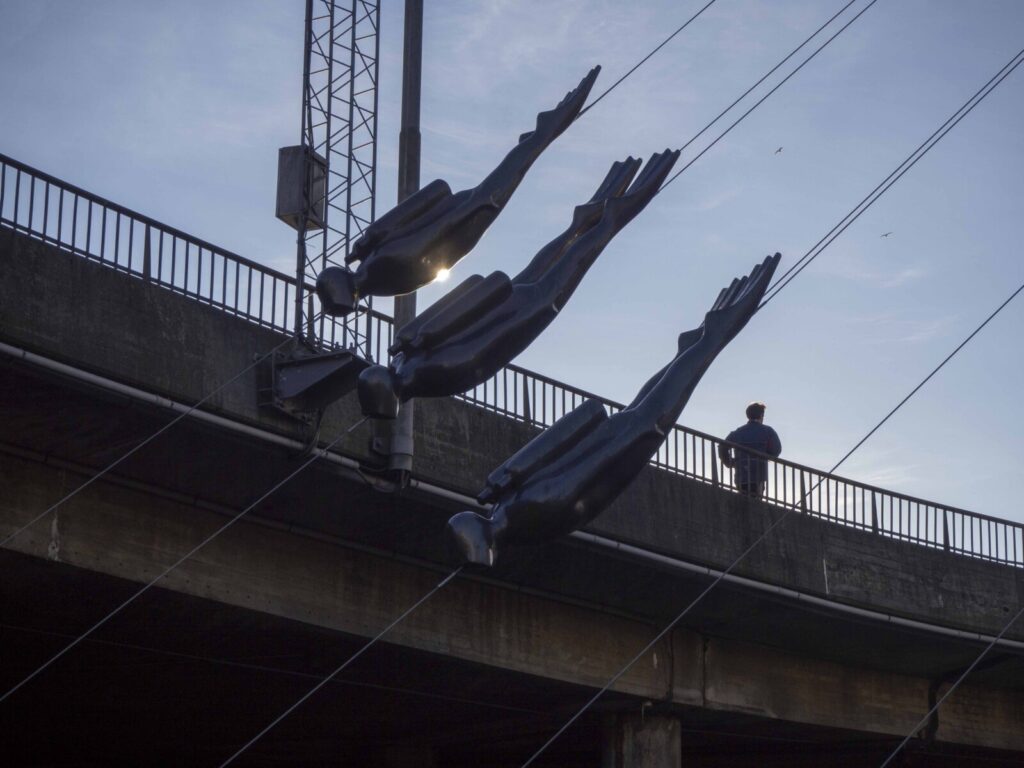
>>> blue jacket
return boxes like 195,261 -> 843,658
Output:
719,421 -> 782,485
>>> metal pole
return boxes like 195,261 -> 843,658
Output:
388,0 -> 422,481
293,0 -> 315,341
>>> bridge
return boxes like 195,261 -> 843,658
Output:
1,153 -> 1023,766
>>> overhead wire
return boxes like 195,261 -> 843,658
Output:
575,0 -> 720,119
218,564 -> 464,767
660,0 -> 880,192
0,415 -> 368,705
762,46 -> 1024,306
879,603 -> 1024,767
518,51 -> 1024,768
673,0 -> 861,156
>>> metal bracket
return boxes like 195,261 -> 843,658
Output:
261,341 -> 369,423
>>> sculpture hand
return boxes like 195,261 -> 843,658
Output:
523,66 -> 601,144
701,253 -> 781,349
603,149 -> 680,225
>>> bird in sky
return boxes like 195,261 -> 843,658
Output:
881,231 -> 893,238
774,146 -> 783,154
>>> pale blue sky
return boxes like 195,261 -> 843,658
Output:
1,0 -> 1022,522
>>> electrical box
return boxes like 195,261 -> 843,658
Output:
275,145 -> 327,231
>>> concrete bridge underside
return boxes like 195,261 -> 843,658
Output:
1,228 -> 1023,766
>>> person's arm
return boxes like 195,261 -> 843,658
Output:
718,431 -> 736,468
767,427 -> 782,457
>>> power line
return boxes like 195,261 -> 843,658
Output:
762,47 -> 1024,305
218,564 -> 464,767
879,603 -> 1024,767
576,0 -> 720,120
674,0 -> 862,157
0,416 -> 368,706
660,0 -> 880,193
518,274 -> 1024,768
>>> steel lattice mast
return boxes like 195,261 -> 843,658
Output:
290,0 -> 381,350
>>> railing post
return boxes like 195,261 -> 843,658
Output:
799,473 -> 808,514
710,443 -> 720,487
942,510 -> 951,552
522,378 -> 532,425
871,493 -> 879,534
143,225 -> 152,282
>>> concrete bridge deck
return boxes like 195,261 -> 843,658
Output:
1,176 -> 1023,766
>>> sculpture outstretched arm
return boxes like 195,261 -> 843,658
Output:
625,326 -> 704,409
543,150 -> 680,311
629,254 -> 781,434
476,399 -> 608,504
514,157 -> 641,285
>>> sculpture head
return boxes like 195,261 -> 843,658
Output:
316,266 -> 359,317
357,364 -> 400,419
447,511 -> 500,567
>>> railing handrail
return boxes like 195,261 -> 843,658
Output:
3,151 -> 1020,564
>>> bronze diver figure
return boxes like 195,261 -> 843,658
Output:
316,66 -> 602,316
447,253 -> 782,566
357,149 -> 681,418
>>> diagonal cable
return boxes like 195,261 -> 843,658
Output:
218,564 -> 464,767
519,262 -> 1024,768
576,0 -> 719,119
660,0 -> 880,192
674,0 -> 861,156
878,602 -> 1024,767
762,47 -> 1024,306
0,416 -> 368,705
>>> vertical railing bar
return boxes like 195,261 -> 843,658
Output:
113,211 -> 121,267
183,241 -> 191,294
127,217 -> 134,273
56,187 -> 64,244
42,181 -> 49,241
27,175 -> 34,233
12,169 -> 21,228
100,204 -> 107,261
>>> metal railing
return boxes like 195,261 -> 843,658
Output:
0,154 -> 391,362
2,152 -> 1020,568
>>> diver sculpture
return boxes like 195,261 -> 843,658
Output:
316,66 -> 602,316
447,253 -> 782,566
357,149 -> 681,418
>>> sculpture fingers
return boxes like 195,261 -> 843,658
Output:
588,157 -> 641,204
527,66 -> 601,143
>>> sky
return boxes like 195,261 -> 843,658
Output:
1,0 -> 1022,523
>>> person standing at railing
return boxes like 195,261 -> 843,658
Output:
718,402 -> 782,499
